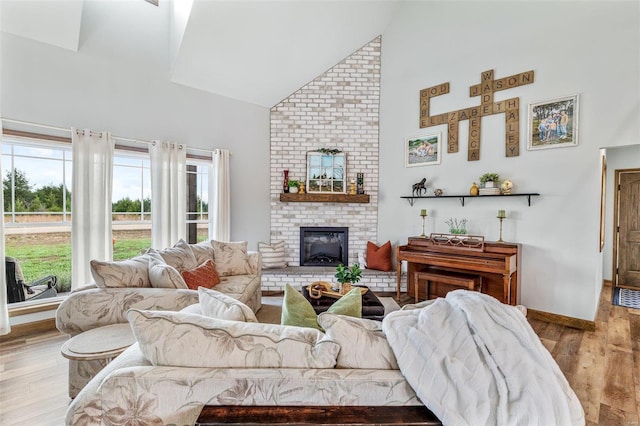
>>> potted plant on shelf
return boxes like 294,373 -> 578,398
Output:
287,180 -> 300,194
479,173 -> 500,188
334,263 -> 362,294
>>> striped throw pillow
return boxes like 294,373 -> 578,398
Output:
258,241 -> 287,269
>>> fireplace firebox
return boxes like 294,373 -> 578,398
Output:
300,227 -> 348,267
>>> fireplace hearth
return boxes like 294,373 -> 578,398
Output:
300,227 -> 348,267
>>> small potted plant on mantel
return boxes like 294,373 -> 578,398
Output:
287,180 -> 300,194
334,263 -> 362,294
479,172 -> 500,188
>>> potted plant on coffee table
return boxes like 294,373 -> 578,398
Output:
334,263 -> 362,294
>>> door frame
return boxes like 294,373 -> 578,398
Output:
612,168 -> 640,288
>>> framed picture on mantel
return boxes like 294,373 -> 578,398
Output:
306,151 -> 346,193
528,94 -> 579,150
405,132 -> 441,167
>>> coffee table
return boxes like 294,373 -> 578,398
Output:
61,323 -> 136,398
195,405 -> 442,425
302,285 -> 385,320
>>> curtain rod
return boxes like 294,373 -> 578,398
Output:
0,117 -> 231,156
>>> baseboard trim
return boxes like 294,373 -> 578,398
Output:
527,309 -> 595,331
603,279 -> 612,287
8,300 -> 61,317
0,318 -> 58,341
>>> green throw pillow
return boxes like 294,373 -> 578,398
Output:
281,283 -> 362,330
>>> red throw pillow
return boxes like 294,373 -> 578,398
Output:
180,259 -> 221,290
366,241 -> 393,272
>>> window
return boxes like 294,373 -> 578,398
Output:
2,133 -> 206,305
2,137 -> 73,299
306,151 -> 346,193
112,151 -> 152,260
186,161 -> 209,243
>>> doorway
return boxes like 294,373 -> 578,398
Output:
612,168 -> 640,289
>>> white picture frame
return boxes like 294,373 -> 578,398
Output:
405,132 -> 441,167
527,94 -> 579,150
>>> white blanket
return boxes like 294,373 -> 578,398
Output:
382,290 -> 585,426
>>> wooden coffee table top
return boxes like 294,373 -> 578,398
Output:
196,405 -> 442,425
61,323 -> 136,361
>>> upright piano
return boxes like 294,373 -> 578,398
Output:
396,235 -> 520,305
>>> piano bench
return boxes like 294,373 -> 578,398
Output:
414,269 -> 483,302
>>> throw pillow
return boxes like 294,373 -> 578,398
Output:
258,241 -> 287,269
155,239 -> 198,271
366,241 -> 393,272
90,254 -> 151,288
198,287 -> 258,322
127,308 -> 340,369
181,259 -> 221,290
190,240 -> 215,266
211,240 -> 253,276
147,251 -> 189,289
280,283 -> 362,330
317,313 -> 398,369
180,303 -> 202,315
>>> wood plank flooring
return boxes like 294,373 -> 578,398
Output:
1,285 -> 638,426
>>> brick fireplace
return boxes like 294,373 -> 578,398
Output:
263,37 -> 388,292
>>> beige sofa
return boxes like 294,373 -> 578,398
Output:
64,305 -> 426,426
62,287 -> 583,426
56,240 -> 262,337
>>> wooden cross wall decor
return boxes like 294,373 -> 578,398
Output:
419,69 -> 534,160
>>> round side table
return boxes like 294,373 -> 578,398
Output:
61,323 -> 136,398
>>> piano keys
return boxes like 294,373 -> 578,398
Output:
396,235 -> 520,305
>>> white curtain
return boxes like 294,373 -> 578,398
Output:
71,128 -> 115,291
0,128 -> 9,335
210,148 -> 231,241
150,141 -> 186,249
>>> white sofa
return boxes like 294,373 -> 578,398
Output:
56,240 -> 262,337
62,290 -> 584,426
64,307 -> 426,426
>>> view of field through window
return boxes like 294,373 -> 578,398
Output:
3,137 -> 209,303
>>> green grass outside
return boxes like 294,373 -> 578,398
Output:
6,238 -> 151,293
7,231 -> 207,293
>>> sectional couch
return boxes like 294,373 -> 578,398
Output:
64,300 -> 428,426
56,239 -> 262,337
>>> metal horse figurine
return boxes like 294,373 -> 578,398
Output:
412,178 -> 427,196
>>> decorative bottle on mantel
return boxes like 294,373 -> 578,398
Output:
469,182 -> 479,196
283,170 -> 289,193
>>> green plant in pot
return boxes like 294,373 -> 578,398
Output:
287,179 -> 300,193
479,173 -> 500,188
445,218 -> 468,235
335,263 -> 362,294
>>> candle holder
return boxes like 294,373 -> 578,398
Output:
496,210 -> 506,243
420,210 -> 428,238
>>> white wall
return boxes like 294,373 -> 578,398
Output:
603,144 -> 640,281
1,31 -> 271,248
379,1 -> 640,320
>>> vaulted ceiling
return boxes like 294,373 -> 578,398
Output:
1,0 -> 401,107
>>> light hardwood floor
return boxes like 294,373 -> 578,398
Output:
0,285 -> 638,426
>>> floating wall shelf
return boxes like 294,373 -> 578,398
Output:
280,193 -> 370,203
400,193 -> 540,207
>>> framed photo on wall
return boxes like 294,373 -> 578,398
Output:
527,94 -> 579,150
405,132 -> 441,167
